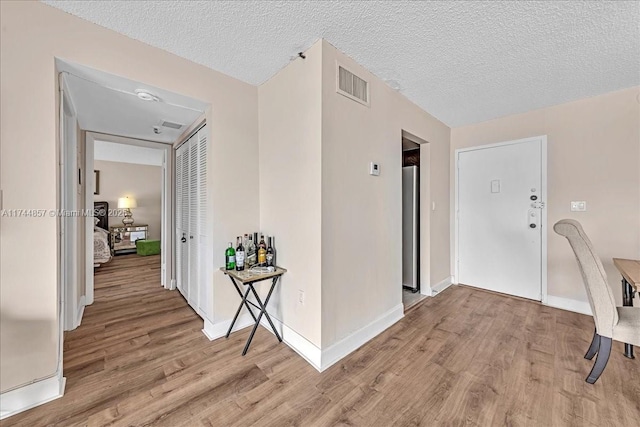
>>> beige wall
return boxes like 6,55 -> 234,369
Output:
321,41 -> 451,347
258,41 -> 324,347
451,87 -> 640,305
0,1 -> 259,392
93,160 -> 162,240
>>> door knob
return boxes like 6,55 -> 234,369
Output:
181,233 -> 186,243
530,224 -> 537,228
530,195 -> 538,201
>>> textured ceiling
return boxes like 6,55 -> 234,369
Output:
43,1 -> 640,127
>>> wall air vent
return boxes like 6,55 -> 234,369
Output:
160,120 -> 184,130
337,63 -> 370,106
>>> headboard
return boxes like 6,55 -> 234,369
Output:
94,201 -> 109,231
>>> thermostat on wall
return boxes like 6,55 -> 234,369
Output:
369,162 -> 380,176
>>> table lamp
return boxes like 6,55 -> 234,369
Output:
117,196 -> 137,226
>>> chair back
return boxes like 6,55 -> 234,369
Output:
553,219 -> 618,337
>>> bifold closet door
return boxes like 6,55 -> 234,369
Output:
188,135 -> 199,310
175,125 -> 208,318
176,142 -> 189,301
196,130 -> 210,317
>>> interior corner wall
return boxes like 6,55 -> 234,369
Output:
0,1 -> 258,393
258,40 -> 324,348
320,40 -> 451,348
93,160 -> 163,239
450,87 -> 640,305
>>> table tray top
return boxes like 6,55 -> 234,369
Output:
613,258 -> 640,290
220,267 -> 286,284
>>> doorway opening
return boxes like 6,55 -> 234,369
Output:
401,132 -> 428,311
57,58 -> 209,395
89,133 -> 170,308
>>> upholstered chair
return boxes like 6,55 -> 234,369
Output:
554,219 -> 640,384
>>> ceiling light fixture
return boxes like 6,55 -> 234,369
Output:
135,89 -> 161,102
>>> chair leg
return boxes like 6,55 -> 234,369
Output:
586,336 -> 612,384
584,329 -> 600,360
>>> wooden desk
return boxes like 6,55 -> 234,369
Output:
220,267 -> 287,355
613,258 -> 639,359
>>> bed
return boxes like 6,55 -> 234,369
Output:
94,201 -> 112,267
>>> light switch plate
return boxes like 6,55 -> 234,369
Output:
369,162 -> 380,176
570,201 -> 587,212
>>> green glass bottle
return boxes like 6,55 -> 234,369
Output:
225,242 -> 236,270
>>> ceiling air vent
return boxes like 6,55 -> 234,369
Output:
160,120 -> 184,130
337,63 -> 370,106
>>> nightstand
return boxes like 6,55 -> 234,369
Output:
110,224 -> 148,255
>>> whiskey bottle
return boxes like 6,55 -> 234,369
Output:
225,242 -> 236,270
235,236 -> 245,271
257,235 -> 267,265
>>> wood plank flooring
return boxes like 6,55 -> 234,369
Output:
3,254 -> 639,426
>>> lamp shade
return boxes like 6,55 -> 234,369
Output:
117,197 -> 137,209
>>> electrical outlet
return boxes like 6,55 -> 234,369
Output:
570,201 -> 587,212
298,290 -> 305,305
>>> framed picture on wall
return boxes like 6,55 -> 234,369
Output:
94,170 -> 100,195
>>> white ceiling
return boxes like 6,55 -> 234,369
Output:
95,140 -> 164,167
45,1 -> 639,127
58,59 -> 207,143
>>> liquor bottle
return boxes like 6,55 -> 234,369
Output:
225,242 -> 236,270
271,236 -> 277,266
266,237 -> 275,268
246,235 -> 256,267
235,236 -> 245,271
257,235 -> 267,265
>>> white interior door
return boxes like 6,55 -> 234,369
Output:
176,143 -> 188,299
457,137 -> 545,301
174,124 -> 208,317
188,136 -> 199,309
196,129 -> 210,317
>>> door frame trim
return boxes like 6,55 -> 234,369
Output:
453,135 -> 548,303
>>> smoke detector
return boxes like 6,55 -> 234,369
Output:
135,89 -> 161,102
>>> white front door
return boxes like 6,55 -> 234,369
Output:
456,136 -> 546,301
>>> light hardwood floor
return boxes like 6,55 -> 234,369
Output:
4,254 -> 639,426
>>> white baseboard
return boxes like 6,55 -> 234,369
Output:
75,296 -> 86,329
202,312 -> 322,370
545,295 -> 593,316
431,276 -> 453,296
202,313 -> 255,341
0,372 -> 66,420
320,303 -> 404,371
259,316 -> 322,371
202,304 -> 404,374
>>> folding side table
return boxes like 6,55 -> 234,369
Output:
220,267 -> 286,355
